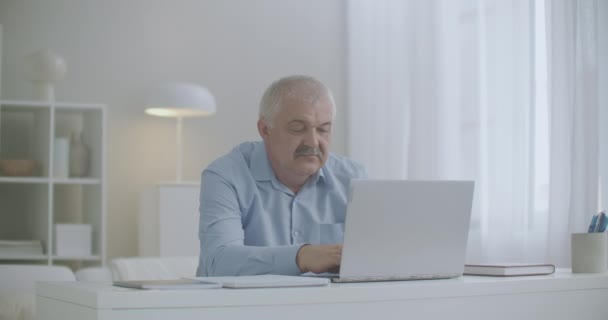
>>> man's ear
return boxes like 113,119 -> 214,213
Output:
257,119 -> 270,139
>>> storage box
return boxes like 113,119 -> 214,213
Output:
55,224 -> 92,256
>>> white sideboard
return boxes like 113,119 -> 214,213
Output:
138,183 -> 200,257
36,270 -> 608,320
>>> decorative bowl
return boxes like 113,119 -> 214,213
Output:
0,159 -> 39,177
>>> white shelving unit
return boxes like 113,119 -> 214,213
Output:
0,100 -> 106,266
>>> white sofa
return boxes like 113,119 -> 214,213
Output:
0,257 -> 198,320
109,256 -> 198,281
0,265 -> 75,320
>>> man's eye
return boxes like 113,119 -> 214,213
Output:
318,126 -> 331,133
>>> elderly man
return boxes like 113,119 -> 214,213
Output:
197,75 -> 366,277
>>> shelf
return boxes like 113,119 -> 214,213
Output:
0,177 -> 101,185
0,177 -> 49,184
0,254 -> 48,260
0,100 -> 104,110
52,255 -> 101,261
53,178 -> 101,185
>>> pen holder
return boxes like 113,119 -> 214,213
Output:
571,232 -> 608,273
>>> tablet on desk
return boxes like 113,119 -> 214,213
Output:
113,279 -> 222,290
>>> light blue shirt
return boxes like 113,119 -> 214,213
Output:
197,141 -> 366,276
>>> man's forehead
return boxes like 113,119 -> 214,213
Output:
286,118 -> 332,126
280,105 -> 333,124
281,95 -> 332,113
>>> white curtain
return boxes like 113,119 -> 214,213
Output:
546,0 -> 607,266
347,0 -> 607,265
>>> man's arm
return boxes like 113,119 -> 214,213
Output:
198,170 -> 302,276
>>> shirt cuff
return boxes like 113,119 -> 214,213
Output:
273,244 -> 304,275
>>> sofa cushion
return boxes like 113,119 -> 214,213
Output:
110,256 -> 198,281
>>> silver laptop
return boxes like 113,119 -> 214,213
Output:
331,179 -> 474,283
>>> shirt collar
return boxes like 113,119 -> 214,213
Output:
311,166 -> 326,185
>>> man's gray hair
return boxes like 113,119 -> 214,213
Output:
259,75 -> 336,127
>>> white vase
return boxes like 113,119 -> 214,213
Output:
69,131 -> 89,177
53,137 -> 69,178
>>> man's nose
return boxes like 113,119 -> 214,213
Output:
304,129 -> 319,146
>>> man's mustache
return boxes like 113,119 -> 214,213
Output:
295,146 -> 322,157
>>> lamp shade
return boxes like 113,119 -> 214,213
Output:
145,82 -> 216,118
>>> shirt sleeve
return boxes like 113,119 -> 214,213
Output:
357,162 -> 368,179
197,169 -> 303,276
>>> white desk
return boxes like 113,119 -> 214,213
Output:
36,270 -> 608,320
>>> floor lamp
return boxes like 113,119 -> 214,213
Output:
145,82 -> 216,182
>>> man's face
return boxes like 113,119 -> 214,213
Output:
259,95 -> 333,181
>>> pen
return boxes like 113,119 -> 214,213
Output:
588,214 -> 598,233
598,212 -> 608,232
593,212 -> 606,233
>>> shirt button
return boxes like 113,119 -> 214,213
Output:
293,231 -> 300,237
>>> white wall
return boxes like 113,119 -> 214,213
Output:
0,0 -> 348,259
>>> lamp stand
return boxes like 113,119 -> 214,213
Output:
176,117 -> 183,182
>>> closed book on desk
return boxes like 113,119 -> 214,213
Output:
464,263 -> 555,276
